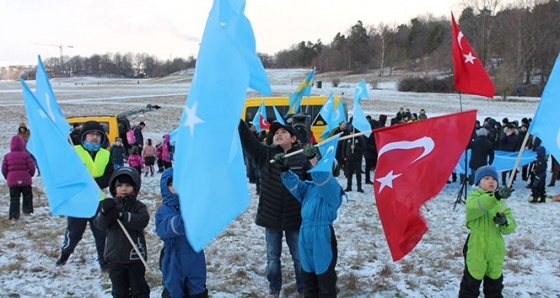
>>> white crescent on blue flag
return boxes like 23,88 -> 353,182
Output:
354,79 -> 368,104
332,98 -> 346,124
272,104 -> 285,125
529,53 -> 560,161
319,92 -> 335,138
309,133 -> 341,173
174,0 -> 271,252
35,55 -> 70,137
22,79 -> 100,218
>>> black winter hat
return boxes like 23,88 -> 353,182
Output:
269,121 -> 297,139
109,166 -> 141,196
80,121 -> 107,145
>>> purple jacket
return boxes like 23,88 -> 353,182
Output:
128,154 -> 144,167
2,135 -> 36,187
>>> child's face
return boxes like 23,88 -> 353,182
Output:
478,176 -> 498,192
116,183 -> 135,197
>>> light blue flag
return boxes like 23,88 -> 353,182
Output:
332,98 -> 346,124
272,104 -> 285,125
174,0 -> 271,252
351,103 -> 371,137
286,69 -> 315,116
319,93 -> 335,138
252,100 -> 268,132
309,133 -> 341,173
35,55 -> 70,137
168,127 -> 178,146
453,149 -> 536,175
354,79 -> 368,104
21,79 -> 100,218
529,53 -> 560,161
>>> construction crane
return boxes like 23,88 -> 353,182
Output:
33,43 -> 74,73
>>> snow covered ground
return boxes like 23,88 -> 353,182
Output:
0,69 -> 559,297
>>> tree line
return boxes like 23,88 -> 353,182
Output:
33,0 -> 559,97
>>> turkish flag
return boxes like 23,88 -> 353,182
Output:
451,13 -> 495,98
373,110 -> 476,261
259,113 -> 270,129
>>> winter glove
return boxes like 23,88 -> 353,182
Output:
303,145 -> 317,159
493,212 -> 508,226
273,153 -> 290,172
101,198 -> 116,216
494,186 -> 513,200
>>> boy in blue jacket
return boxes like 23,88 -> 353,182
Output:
155,168 -> 208,298
274,145 -> 343,297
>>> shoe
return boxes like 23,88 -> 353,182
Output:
56,252 -> 71,266
357,188 -> 364,193
365,180 -> 373,185
446,180 -> 451,184
100,261 -> 109,272
151,172 -> 154,177
344,187 -> 352,192
539,198 -> 546,203
268,289 -> 280,298
548,183 -> 555,187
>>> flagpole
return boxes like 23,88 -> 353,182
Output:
270,131 -> 360,163
500,131 -> 531,213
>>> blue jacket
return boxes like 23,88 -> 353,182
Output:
155,168 -> 207,297
281,170 -> 343,274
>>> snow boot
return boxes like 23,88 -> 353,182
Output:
56,252 -> 70,266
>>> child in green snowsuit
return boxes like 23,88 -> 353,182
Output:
459,166 -> 517,298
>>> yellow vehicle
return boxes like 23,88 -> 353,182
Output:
242,96 -> 346,143
66,104 -> 160,149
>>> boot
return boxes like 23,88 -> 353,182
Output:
539,197 -> 546,203
145,171 -> 148,177
56,252 -> 70,266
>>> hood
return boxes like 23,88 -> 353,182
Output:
536,146 -> 546,160
79,121 -> 107,146
160,168 -> 179,207
10,135 -> 25,152
163,133 -> 170,142
109,166 -> 141,196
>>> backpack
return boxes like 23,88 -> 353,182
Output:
126,129 -> 136,145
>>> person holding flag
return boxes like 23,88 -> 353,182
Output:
238,120 -> 311,297
55,120 -> 114,269
274,137 -> 343,297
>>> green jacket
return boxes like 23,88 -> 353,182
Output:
464,189 -> 517,279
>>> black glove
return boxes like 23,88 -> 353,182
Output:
493,212 -> 508,226
273,153 -> 290,172
303,145 -> 317,159
101,198 -> 116,216
494,186 -> 513,200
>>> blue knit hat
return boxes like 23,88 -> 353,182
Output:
474,166 -> 499,187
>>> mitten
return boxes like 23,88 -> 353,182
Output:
493,212 -> 508,226
303,145 -> 317,159
273,153 -> 290,172
494,186 -> 513,200
101,198 -> 116,216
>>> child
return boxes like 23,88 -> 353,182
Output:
529,144 -> 547,203
128,146 -> 144,177
110,137 -> 127,169
94,166 -> 150,297
156,140 -> 164,173
141,138 -> 156,177
459,166 -> 517,297
274,145 -> 343,297
155,168 -> 208,298
2,135 -> 36,221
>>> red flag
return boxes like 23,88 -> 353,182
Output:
373,110 -> 476,261
451,13 -> 495,98
259,113 -> 270,129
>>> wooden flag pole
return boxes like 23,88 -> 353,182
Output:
270,131 -> 356,163
500,131 -> 531,213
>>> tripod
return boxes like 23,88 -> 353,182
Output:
453,175 -> 468,210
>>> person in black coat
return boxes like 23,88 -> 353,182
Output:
499,123 -> 518,185
343,131 -> 366,192
238,120 -> 311,297
364,120 -> 378,185
467,128 -> 495,185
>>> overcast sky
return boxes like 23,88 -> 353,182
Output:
1,0 -> 470,66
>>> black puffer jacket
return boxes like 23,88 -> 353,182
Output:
239,121 -> 311,231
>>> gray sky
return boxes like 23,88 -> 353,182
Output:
1,0 -> 467,66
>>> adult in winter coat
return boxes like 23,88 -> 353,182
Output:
161,134 -> 173,170
155,168 -> 208,298
55,120 -> 114,269
94,166 -> 150,297
133,122 -> 145,153
343,132 -> 366,192
277,145 -> 343,297
459,166 -> 517,298
2,135 -> 36,220
238,120 -> 311,297
498,123 -> 518,185
467,128 -> 495,185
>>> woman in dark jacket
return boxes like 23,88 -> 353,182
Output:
2,135 -> 36,220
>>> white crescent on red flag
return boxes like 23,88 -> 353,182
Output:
451,13 -> 495,98
259,113 -> 270,129
373,110 -> 476,261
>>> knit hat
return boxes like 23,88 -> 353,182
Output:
109,166 -> 141,196
477,128 -> 488,137
474,166 -> 499,187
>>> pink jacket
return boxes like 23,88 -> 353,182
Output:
2,135 -> 36,187
128,154 -> 144,167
